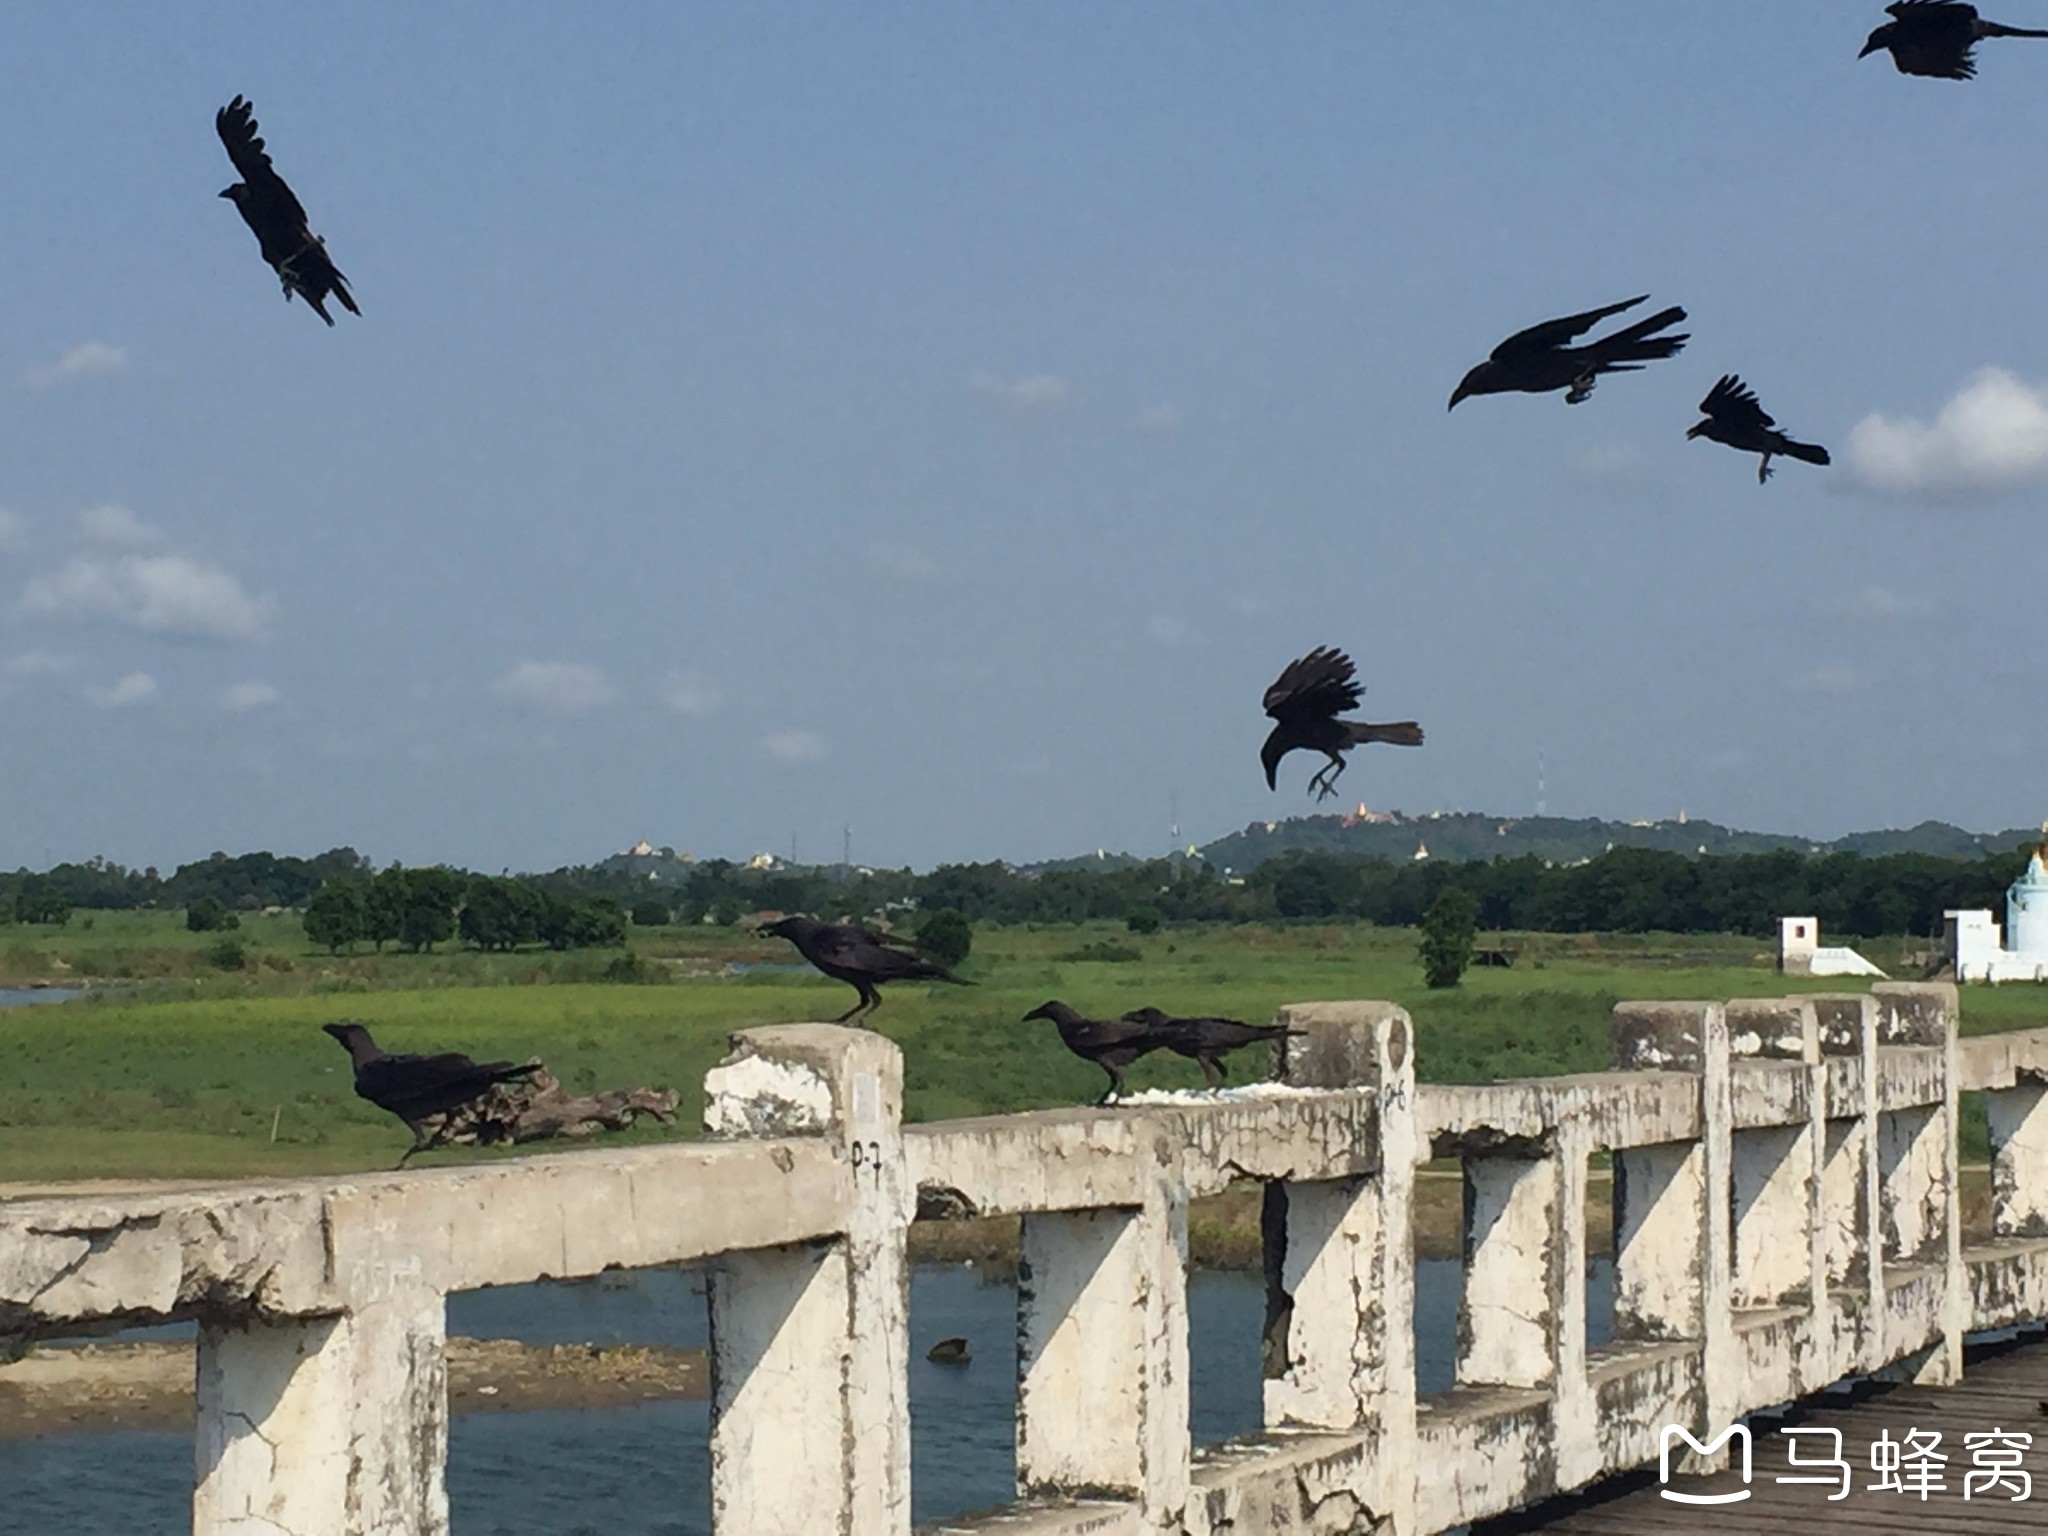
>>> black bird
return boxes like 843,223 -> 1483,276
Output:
1860,2 -> 2048,78
1449,296 -> 1689,409
321,1022 -> 539,1165
1120,1007 -> 1302,1089
1687,376 -> 1831,484
216,96 -> 359,325
1021,1001 -> 1173,1105
1261,647 -> 1423,803
760,914 -> 971,1024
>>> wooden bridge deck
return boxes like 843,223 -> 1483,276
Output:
1481,1329 -> 2048,1534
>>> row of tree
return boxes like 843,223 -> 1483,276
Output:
5,840 -> 2040,942
302,870 -> 627,955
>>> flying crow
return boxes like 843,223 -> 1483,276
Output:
1861,2 -> 2048,78
1119,1006 -> 1301,1088
1687,376 -> 1831,484
321,1021 -> 539,1165
1449,296 -> 1688,408
216,96 -> 359,325
759,914 -> 971,1024
1262,646 -> 1422,802
1021,1000 -> 1171,1105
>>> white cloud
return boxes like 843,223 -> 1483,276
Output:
20,553 -> 274,640
1132,404 -> 1181,436
5,650 -> 68,677
763,729 -> 827,763
968,370 -> 1070,411
87,671 -> 157,708
659,669 -> 722,717
1790,664 -> 1865,694
218,680 -> 281,712
1846,369 -> 2048,501
1836,584 -> 1927,619
490,660 -> 618,714
26,341 -> 129,389
0,510 -> 22,555
77,504 -> 160,549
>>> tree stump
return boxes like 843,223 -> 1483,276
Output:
419,1067 -> 680,1152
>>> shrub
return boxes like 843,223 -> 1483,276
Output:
1054,940 -> 1142,964
1125,907 -> 1163,935
187,896 -> 240,933
630,899 -> 671,928
1419,886 -> 1480,989
917,909 -> 973,970
206,936 -> 248,972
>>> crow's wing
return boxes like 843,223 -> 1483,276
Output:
1263,647 -> 1363,725
1490,296 -> 1647,363
1887,1 -> 1977,20
811,922 -> 943,978
215,97 -> 311,225
1700,375 -> 1775,432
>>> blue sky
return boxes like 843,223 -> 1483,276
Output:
5,4 -> 2048,873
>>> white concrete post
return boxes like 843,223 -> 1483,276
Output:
1015,1129 -> 1190,1527
1455,1151 -> 1563,1391
1874,982 -> 1964,1386
1611,1002 -> 1732,1467
1261,1001 -> 1418,1532
1725,1001 -> 1823,1314
702,1024 -> 911,1536
194,1283 -> 449,1536
1987,1078 -> 2048,1237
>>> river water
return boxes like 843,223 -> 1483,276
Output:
0,1260 -> 1612,1534
0,988 -> 79,1009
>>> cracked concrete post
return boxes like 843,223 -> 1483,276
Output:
1726,1002 -> 1823,1305
1812,993 -> 1882,1380
1015,1120 -> 1190,1525
1987,1076 -> 2048,1237
702,1024 -> 910,1536
1456,1151 -> 1563,1392
193,1283 -> 449,1536
1261,1001 -> 1417,1532
1873,982 -> 1964,1386
1611,1002 -> 1732,1469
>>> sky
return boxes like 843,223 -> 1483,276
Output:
4,3 -> 2048,875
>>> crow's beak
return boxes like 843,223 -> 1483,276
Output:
1858,38 -> 1880,59
218,187 -> 233,199
1685,422 -> 1706,440
1448,377 -> 1475,412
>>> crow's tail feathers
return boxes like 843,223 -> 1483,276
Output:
1349,720 -> 1425,747
1597,305 -> 1688,362
1980,23 -> 2048,39
332,275 -> 361,317
1783,439 -> 1831,467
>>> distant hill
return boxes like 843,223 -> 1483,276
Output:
1192,812 -> 2042,875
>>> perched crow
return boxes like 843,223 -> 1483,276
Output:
1261,646 -> 1423,803
760,914 -> 971,1024
1860,2 -> 2048,78
1021,1000 -> 1171,1105
1687,376 -> 1831,484
1119,1007 -> 1301,1088
216,96 -> 359,325
1449,296 -> 1688,409
321,1022 -> 539,1165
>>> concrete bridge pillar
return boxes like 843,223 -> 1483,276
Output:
193,1282 -> 449,1536
702,1024 -> 911,1536
1812,993 -> 1883,1378
1873,982 -> 1964,1386
1610,1002 -> 1732,1468
1015,1161 -> 1190,1523
1988,1078 -> 2048,1236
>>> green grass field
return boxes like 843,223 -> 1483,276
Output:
3,916 -> 2043,1180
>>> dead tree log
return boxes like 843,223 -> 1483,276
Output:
418,1068 -> 679,1152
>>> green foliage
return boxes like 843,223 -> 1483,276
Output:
917,909 -> 973,969
14,887 -> 70,926
205,936 -> 248,971
1125,907 -> 1163,935
1053,940 -> 1142,963
303,883 -> 367,954
630,899 -> 671,928
1419,886 -> 1480,989
185,896 -> 240,933
459,876 -> 542,952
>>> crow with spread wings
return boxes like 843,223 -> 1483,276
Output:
1861,2 -> 2048,79
1687,376 -> 1831,484
216,96 -> 359,325
1449,296 -> 1688,409
760,914 -> 972,1024
1261,647 -> 1423,802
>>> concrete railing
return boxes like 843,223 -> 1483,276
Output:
4,982 -> 2047,1535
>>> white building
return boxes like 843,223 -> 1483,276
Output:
1947,849 -> 2048,984
1778,916 -> 1886,979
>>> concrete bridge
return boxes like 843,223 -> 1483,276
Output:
5,981 -> 2048,1534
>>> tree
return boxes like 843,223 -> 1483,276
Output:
397,867 -> 464,953
631,898 -> 671,928
569,895 -> 628,949
186,895 -> 240,933
304,883 -> 367,954
460,876 -> 541,952
364,867 -> 407,952
1125,906 -> 1163,935
917,909 -> 973,969
1419,886 -> 1480,989
14,888 -> 69,926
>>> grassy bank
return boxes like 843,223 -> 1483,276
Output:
2,920 -> 2042,1181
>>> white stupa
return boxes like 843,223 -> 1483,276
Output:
1948,840 -> 2048,984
